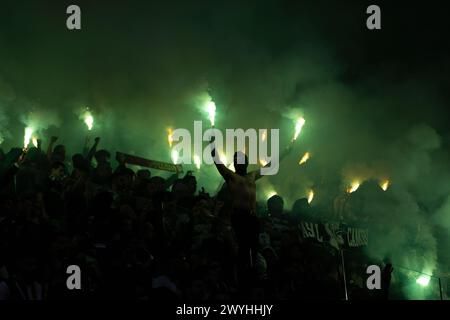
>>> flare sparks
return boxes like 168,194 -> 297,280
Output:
167,128 -> 174,148
380,180 -> 390,191
83,110 -> 94,131
206,101 -> 216,127
308,190 -> 314,204
299,152 -> 310,165
32,137 -> 38,148
24,127 -> 34,149
347,181 -> 360,193
293,117 -> 306,141
416,275 -> 431,287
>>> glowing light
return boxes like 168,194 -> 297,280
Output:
206,101 -> 216,126
265,190 -> 277,200
259,159 -> 268,167
167,128 -> 174,148
171,150 -> 179,164
299,152 -> 310,165
380,180 -> 390,191
32,137 -> 38,148
416,275 -> 430,287
308,190 -> 314,204
228,163 -> 235,172
193,154 -> 201,169
347,181 -> 360,193
293,117 -> 306,141
83,111 -> 94,131
24,127 -> 34,149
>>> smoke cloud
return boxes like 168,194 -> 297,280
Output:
0,0 -> 449,297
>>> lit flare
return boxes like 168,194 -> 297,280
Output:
308,189 -> 314,204
299,152 -> 310,165
83,111 -> 94,131
380,180 -> 390,191
167,128 -> 174,148
293,117 -> 306,141
206,101 -> 216,126
24,127 -> 34,149
347,181 -> 360,193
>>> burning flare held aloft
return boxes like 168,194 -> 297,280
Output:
24,127 -> 34,149
416,275 -> 431,287
32,137 -> 38,148
206,101 -> 216,127
293,117 -> 306,141
346,181 -> 361,194
299,152 -> 310,165
380,180 -> 390,191
167,128 -> 174,148
83,110 -> 94,131
308,189 -> 314,204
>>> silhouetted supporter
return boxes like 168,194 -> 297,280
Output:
0,137 -> 394,301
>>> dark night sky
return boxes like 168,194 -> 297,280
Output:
1,0 -> 449,126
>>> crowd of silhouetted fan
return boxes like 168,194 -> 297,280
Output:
0,139 -> 392,300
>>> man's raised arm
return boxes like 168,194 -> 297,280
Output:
211,144 -> 234,182
86,137 -> 100,163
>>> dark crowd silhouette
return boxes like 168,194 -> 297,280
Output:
0,137 -> 396,300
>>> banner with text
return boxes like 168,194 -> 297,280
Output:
117,152 -> 183,173
298,220 -> 368,250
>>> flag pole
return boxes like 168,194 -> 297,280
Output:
340,248 -> 349,300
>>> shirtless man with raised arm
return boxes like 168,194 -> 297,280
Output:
210,142 -> 292,284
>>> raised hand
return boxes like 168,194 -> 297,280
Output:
17,151 -> 27,165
